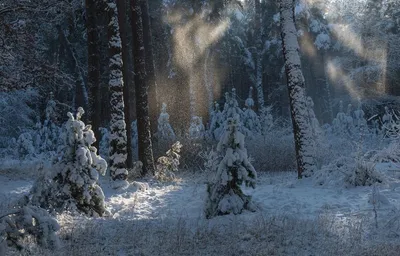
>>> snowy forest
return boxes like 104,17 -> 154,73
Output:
1,0 -> 400,255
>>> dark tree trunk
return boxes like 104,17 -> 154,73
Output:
254,0 -> 265,112
280,0 -> 316,178
117,0 -> 134,169
141,0 -> 159,134
131,0 -> 155,175
86,0 -> 102,148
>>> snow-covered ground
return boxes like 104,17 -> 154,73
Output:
1,164 -> 400,255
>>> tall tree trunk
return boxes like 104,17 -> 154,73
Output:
117,0 -> 133,169
86,0 -> 102,148
131,0 -> 155,175
255,0 -> 265,112
106,0 -> 128,182
141,0 -> 159,134
280,0 -> 316,178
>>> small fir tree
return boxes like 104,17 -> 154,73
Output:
156,103 -> 176,141
306,96 -> 322,138
242,87 -> 262,137
35,93 -> 62,156
205,114 -> 257,218
353,100 -> 367,132
30,108 -> 108,217
260,106 -> 274,135
208,102 -> 224,141
332,101 -> 354,136
189,116 -> 205,140
155,141 -> 182,182
222,89 -> 243,121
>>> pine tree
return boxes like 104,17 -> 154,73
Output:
208,101 -> 224,141
155,141 -> 182,182
222,88 -> 243,121
254,0 -> 265,111
242,87 -> 262,137
131,0 -> 155,176
117,0 -> 134,169
280,0 -> 316,178
156,103 -> 176,142
353,101 -> 367,131
332,101 -> 354,137
205,114 -> 257,218
86,0 -> 102,146
106,0 -> 129,187
30,108 -> 108,217
189,116 -> 206,140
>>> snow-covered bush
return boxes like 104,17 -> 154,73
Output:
189,116 -> 205,140
348,161 -> 383,187
313,157 -> 383,187
381,106 -> 400,138
0,206 -> 60,253
242,87 -> 261,138
200,147 -> 221,175
157,103 -> 176,142
364,141 -> 400,163
155,141 -> 182,182
205,115 -> 257,218
29,108 -> 108,217
207,102 -> 224,141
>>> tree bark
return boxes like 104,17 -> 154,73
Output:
86,0 -> 102,148
131,0 -> 155,175
141,0 -> 159,134
279,0 -> 316,178
254,0 -> 265,112
106,0 -> 128,181
117,0 -> 133,169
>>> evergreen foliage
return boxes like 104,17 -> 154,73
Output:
155,141 -> 182,182
156,103 -> 176,141
207,102 -> 224,141
205,115 -> 257,218
0,206 -> 60,253
29,108 -> 108,217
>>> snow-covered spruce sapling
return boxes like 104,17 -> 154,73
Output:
242,87 -> 261,138
155,141 -> 182,182
29,108 -> 108,217
205,115 -> 257,218
189,116 -> 205,140
207,102 -> 224,141
156,103 -> 176,142
0,206 -> 60,253
222,89 -> 243,121
35,94 -> 63,157
332,101 -> 354,137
